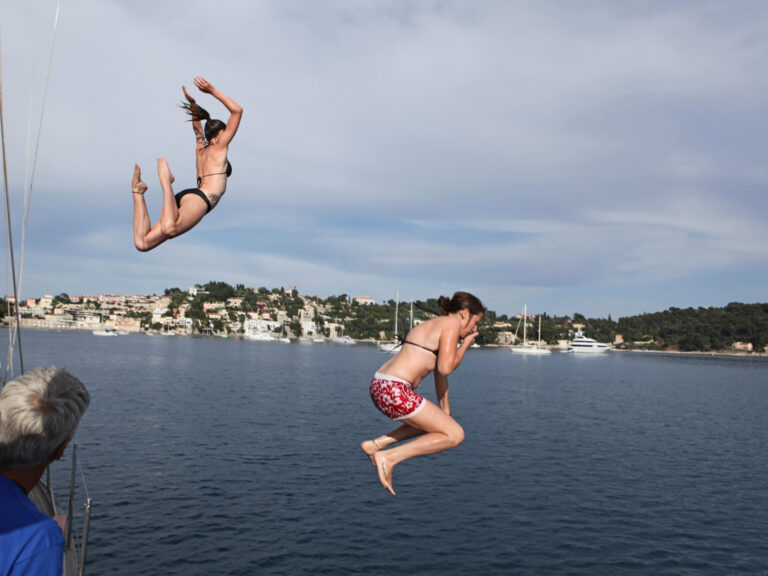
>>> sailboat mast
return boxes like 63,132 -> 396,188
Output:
394,289 -> 399,337
538,315 -> 542,347
0,55 -> 25,376
523,304 -> 527,347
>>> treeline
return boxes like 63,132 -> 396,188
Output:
614,303 -> 768,352
532,303 -> 768,353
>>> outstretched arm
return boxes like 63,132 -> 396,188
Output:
182,86 -> 205,148
194,76 -> 243,146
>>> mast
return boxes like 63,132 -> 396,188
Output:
523,304 -> 527,347
0,43 -> 25,376
394,289 -> 399,337
538,315 -> 542,348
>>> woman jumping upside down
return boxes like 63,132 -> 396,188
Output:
361,291 -> 485,495
132,76 -> 242,251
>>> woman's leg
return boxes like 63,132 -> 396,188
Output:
132,164 -> 166,252
157,157 -> 206,239
372,401 -> 465,495
361,424 -> 424,463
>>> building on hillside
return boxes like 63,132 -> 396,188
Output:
299,308 -> 314,321
353,296 -> 375,306
243,318 -> 282,336
496,331 -> 520,346
732,341 -> 753,352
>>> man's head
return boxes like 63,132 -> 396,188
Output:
0,367 -> 90,469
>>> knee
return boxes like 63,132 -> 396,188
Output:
160,219 -> 179,238
447,424 -> 465,448
134,239 -> 151,252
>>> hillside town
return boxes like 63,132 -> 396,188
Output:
3,284 -> 531,346
4,283 -> 767,353
5,286 -> 363,340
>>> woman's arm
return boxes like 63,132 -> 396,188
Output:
182,86 -> 206,148
436,320 -> 477,376
194,76 -> 243,146
434,371 -> 450,415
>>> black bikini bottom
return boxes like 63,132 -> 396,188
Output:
175,188 -> 212,214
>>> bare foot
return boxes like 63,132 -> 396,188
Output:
373,451 -> 396,496
156,157 -> 175,185
132,164 -> 147,195
361,440 -> 381,468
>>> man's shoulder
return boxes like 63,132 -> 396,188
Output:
0,479 -> 64,574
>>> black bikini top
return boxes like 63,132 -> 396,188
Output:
197,161 -> 232,188
402,338 -> 439,356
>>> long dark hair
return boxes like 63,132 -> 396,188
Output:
437,292 -> 485,316
179,101 -> 226,141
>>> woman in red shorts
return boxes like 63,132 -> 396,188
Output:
361,291 -> 485,495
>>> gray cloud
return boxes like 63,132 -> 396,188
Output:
3,1 -> 768,317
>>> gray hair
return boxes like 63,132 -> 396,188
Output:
0,366 -> 90,469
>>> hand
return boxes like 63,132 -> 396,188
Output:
194,76 -> 214,94
182,85 -> 196,103
462,329 -> 478,347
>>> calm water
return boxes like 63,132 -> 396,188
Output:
11,330 -> 768,575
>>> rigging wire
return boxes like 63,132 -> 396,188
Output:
0,30 -> 25,381
1,0 -> 62,383
19,0 -> 62,299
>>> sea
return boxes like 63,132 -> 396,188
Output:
9,330 -> 768,575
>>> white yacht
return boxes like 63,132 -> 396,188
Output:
567,328 -> 611,353
92,328 -> 118,336
245,331 -> 277,342
331,335 -> 357,345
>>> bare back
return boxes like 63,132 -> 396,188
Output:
196,142 -> 230,198
378,316 -> 458,388
186,77 -> 242,205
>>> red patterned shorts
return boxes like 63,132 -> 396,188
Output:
369,372 -> 427,421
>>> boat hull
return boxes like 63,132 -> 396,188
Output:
510,347 -> 551,355
569,345 -> 611,353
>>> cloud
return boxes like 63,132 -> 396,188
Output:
3,1 -> 768,317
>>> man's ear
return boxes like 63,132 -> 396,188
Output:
54,438 -> 71,461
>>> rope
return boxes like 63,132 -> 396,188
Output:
18,0 -> 62,299
1,0 -> 63,383
0,30 -> 25,381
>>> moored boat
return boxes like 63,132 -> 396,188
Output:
92,328 -> 117,336
509,305 -> 551,355
567,328 -> 611,353
331,335 -> 356,345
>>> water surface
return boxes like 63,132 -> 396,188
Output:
14,331 -> 768,575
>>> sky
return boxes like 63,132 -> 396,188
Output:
1,0 -> 767,319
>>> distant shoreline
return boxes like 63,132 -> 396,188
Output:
615,348 -> 768,360
10,326 -> 768,358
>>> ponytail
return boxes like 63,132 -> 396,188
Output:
437,292 -> 485,316
179,101 -> 225,141
180,100 -> 211,123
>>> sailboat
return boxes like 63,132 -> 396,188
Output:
509,305 -> 551,355
378,290 -> 401,352
1,4 -> 92,573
